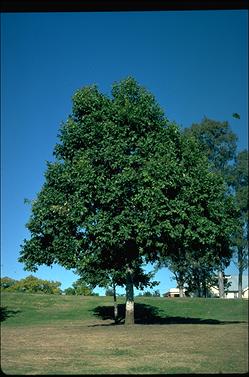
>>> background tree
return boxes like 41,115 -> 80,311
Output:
71,278 -> 95,296
19,78 -> 237,326
155,122 -> 238,298
184,117 -> 237,177
105,288 -> 114,296
156,243 -> 233,298
228,150 -> 248,298
63,287 -> 76,295
137,290 -> 161,297
184,117 -> 239,297
140,291 -> 152,297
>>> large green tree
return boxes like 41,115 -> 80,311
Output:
20,78 -> 170,325
19,78 -> 236,324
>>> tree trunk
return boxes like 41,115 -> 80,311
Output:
238,248 -> 243,299
203,283 -> 207,298
179,286 -> 184,298
194,271 -> 201,297
125,267 -> 134,325
218,270 -> 224,298
113,283 -> 118,323
202,272 -> 207,298
178,272 -> 185,298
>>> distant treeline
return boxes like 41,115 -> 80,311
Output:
0,276 -> 62,294
0,276 -> 100,296
0,276 -> 162,297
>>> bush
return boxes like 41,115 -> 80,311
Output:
1,275 -> 62,294
0,277 -> 18,290
63,287 -> 76,295
137,290 -> 160,297
64,278 -> 97,296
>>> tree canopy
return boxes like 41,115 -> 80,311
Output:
185,118 -> 247,297
19,77 -> 237,323
184,116 -> 238,175
230,149 -> 248,297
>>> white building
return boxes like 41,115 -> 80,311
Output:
210,275 -> 248,299
163,287 -> 188,297
163,275 -> 249,299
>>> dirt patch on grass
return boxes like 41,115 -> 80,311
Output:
1,322 -> 248,374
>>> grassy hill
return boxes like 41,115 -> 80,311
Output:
1,291 -> 248,326
1,292 -> 248,374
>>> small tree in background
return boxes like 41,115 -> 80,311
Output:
142,291 -> 153,297
72,278 -> 94,296
184,117 -> 240,297
184,117 -> 237,176
105,288 -> 114,296
228,150 -> 248,297
63,287 -> 76,295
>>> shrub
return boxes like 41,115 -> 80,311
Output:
1,275 -> 62,294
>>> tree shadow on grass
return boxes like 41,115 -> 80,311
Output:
0,306 -> 21,322
90,303 -> 246,326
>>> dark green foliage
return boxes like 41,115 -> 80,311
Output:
185,119 -> 247,275
137,290 -> 160,297
180,117 -> 241,295
76,263 -> 159,295
71,278 -> 95,296
20,78 -> 169,275
141,291 -> 153,297
19,78 -> 237,317
184,117 -> 237,176
63,280 -> 99,296
105,288 -> 114,296
63,287 -> 76,295
229,150 -> 248,295
229,150 -> 248,218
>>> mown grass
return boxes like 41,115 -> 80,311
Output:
1,292 -> 248,374
1,292 -> 248,326
1,292 -> 104,326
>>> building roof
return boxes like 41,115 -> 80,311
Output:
169,288 -> 187,293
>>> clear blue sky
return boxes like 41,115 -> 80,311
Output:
1,10 -> 248,295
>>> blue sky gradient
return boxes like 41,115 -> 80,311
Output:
1,10 -> 248,294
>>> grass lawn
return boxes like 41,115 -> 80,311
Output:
1,292 -> 248,374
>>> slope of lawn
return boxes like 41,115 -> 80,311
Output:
1,291 -> 248,326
